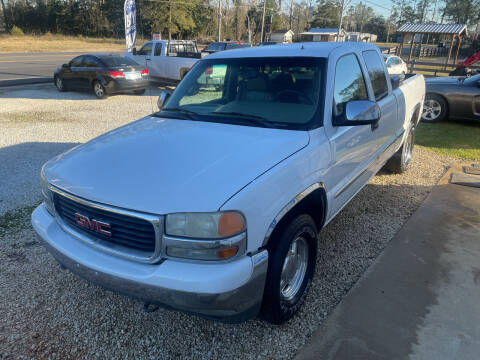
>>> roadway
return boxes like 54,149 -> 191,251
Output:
0,52 -> 94,86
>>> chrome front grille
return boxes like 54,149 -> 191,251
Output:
50,187 -> 162,263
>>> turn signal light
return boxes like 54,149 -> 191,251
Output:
218,212 -> 245,237
108,71 -> 124,78
216,246 -> 238,259
141,68 -> 149,76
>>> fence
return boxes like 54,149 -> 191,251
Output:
406,59 -> 480,77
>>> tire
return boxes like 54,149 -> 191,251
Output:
261,214 -> 318,324
92,80 -> 107,99
385,123 -> 415,173
55,76 -> 66,92
134,89 -> 146,95
421,94 -> 447,122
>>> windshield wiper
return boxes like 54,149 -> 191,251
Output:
156,107 -> 199,120
210,111 -> 274,128
162,108 -> 199,115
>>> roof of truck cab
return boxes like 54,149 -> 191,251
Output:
205,41 -> 379,59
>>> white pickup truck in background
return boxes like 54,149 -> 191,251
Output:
125,40 -> 201,83
33,43 -> 425,324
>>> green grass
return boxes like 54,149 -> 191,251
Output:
415,121 -> 480,161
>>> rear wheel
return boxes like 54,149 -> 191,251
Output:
385,123 -> 415,173
422,94 -> 447,122
55,76 -> 66,92
93,80 -> 107,99
261,214 -> 318,324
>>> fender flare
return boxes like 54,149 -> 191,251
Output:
262,182 -> 327,247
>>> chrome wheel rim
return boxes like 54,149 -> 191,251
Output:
94,83 -> 104,97
56,77 -> 63,90
280,236 -> 309,301
405,129 -> 414,165
422,99 -> 441,121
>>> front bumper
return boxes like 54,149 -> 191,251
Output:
32,204 -> 268,322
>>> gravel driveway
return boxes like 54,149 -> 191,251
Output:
0,85 -> 456,359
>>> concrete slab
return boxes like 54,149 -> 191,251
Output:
295,166 -> 480,360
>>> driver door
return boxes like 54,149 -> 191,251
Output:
62,56 -> 84,88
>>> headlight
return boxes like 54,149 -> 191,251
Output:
40,167 -> 55,216
165,211 -> 245,239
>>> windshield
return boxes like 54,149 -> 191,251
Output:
157,57 -> 325,130
100,56 -> 139,67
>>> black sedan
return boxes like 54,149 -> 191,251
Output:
201,41 -> 251,55
422,74 -> 480,122
54,54 -> 149,99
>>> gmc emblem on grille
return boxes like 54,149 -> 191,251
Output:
74,213 -> 112,236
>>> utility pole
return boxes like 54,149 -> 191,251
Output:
260,0 -> 266,43
289,0 -> 293,30
168,0 -> 172,40
217,0 -> 222,41
337,0 -> 345,41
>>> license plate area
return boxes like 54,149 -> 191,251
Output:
125,71 -> 141,80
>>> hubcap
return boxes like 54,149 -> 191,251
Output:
56,77 -> 63,89
280,236 -> 309,301
94,83 -> 104,97
422,99 -> 442,121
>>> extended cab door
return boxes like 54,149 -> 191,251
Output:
149,42 -> 166,78
134,42 -> 153,70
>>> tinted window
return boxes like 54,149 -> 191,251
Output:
70,56 -> 84,67
334,54 -> 368,116
205,43 -> 225,52
154,43 -> 162,56
363,50 -> 389,100
99,56 -> 138,67
137,42 -> 152,55
83,56 -> 101,67
225,43 -> 249,49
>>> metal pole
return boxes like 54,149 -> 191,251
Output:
169,0 -> 172,40
453,35 -> 462,65
445,33 -> 454,67
261,0 -> 266,43
408,33 -> 415,63
337,0 -> 345,42
217,0 -> 222,42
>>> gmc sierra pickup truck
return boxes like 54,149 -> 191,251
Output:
32,42 -> 425,324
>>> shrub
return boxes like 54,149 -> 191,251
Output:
10,25 -> 24,36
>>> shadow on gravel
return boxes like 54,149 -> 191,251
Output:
0,84 -> 168,101
0,142 -> 80,215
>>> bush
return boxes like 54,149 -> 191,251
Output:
10,25 -> 24,36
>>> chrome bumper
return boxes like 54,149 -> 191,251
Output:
32,204 -> 268,322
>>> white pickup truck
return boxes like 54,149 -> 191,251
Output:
125,40 -> 201,83
32,43 -> 425,324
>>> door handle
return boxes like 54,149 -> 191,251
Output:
146,57 -> 151,61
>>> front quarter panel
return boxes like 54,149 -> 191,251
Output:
220,128 -> 331,253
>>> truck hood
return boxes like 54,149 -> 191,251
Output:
44,116 -> 309,214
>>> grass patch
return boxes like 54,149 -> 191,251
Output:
0,204 -> 39,237
415,121 -> 480,161
1,111 -> 70,124
0,34 -> 148,53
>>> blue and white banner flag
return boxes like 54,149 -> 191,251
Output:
124,0 -> 136,52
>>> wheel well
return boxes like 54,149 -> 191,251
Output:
265,188 -> 326,250
180,68 -> 189,79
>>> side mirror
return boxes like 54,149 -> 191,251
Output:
62,63 -> 69,68
157,91 -> 171,110
132,47 -> 137,55
391,75 -> 402,90
334,100 -> 380,127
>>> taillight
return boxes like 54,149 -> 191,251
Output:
108,71 -> 124,79
141,68 -> 149,76
205,67 -> 213,75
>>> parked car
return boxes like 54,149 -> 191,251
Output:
54,54 -> 149,99
125,40 -> 201,83
201,41 -> 251,55
259,41 -> 278,46
383,54 -> 408,76
33,43 -> 425,324
422,74 -> 480,122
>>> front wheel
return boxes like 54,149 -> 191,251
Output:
55,76 -> 66,92
92,80 -> 107,99
261,214 -> 318,324
385,123 -> 415,173
422,94 -> 447,122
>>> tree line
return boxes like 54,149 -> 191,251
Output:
0,0 -> 478,43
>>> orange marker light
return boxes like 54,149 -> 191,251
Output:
217,246 -> 238,259
218,212 -> 245,237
